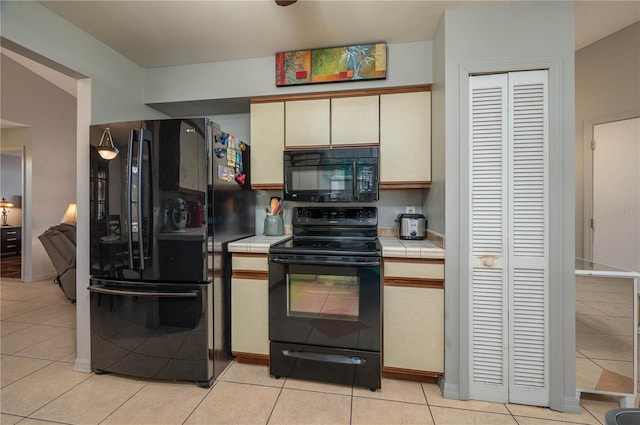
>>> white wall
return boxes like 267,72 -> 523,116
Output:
436,1 -> 577,412
575,22 -> 640,259
1,56 -> 77,282
0,1 -> 164,124
145,40 -> 432,103
427,10 -> 446,236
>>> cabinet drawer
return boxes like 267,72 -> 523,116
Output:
384,259 -> 443,280
1,227 -> 21,254
232,253 -> 268,272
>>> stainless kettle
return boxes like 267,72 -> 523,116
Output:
397,213 -> 426,240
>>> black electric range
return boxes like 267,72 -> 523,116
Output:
268,206 -> 382,391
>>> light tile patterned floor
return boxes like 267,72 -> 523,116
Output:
0,278 -> 630,424
576,276 -> 637,397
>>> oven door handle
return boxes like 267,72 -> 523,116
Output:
282,349 -> 366,365
270,257 -> 380,267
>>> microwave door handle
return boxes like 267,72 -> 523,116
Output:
352,161 -> 358,200
127,129 -> 136,269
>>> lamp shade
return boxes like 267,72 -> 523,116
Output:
60,203 -> 77,225
0,198 -> 14,208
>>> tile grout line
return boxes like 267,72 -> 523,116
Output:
181,379 -> 216,425
265,377 -> 287,425
23,359 -> 93,422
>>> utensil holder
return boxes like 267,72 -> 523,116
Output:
264,214 -> 284,236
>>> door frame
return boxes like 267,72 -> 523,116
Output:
582,111 -> 640,263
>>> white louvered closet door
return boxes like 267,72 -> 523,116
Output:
469,70 -> 549,406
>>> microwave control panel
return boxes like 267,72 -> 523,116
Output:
357,165 -> 376,193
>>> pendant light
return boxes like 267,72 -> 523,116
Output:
97,127 -> 119,160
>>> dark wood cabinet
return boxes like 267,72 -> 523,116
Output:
1,226 -> 21,256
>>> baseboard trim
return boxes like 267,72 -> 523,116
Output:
441,380 -> 460,400
382,366 -> 442,384
73,357 -> 92,373
232,352 -> 269,366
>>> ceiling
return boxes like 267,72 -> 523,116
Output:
39,0 -> 640,69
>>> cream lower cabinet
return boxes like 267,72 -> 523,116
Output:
383,258 -> 444,381
231,253 -> 270,364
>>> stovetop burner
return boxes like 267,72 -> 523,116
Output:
270,206 -> 380,258
272,237 -> 380,256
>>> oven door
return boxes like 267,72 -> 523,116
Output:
269,254 -> 381,352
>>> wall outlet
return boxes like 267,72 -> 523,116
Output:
405,206 -> 416,214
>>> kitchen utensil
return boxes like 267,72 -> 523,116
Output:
397,213 -> 426,240
270,197 -> 279,215
257,190 -> 270,213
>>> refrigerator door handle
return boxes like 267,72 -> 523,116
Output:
136,126 -> 145,270
139,128 -> 154,271
88,285 -> 199,298
127,129 -> 136,269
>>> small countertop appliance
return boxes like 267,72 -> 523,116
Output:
397,213 -> 426,240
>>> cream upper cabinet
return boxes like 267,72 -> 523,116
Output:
250,102 -> 285,188
380,91 -> 431,187
331,95 -> 379,146
285,99 -> 330,148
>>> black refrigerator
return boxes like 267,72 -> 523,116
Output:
88,118 -> 254,387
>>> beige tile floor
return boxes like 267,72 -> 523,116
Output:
0,278 -> 629,425
576,276 -> 638,397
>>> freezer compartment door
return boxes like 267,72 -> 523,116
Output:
89,279 -> 213,386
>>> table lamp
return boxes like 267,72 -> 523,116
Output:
0,197 -> 14,226
60,203 -> 77,225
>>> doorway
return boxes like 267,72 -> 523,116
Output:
0,146 -> 25,280
591,117 -> 640,272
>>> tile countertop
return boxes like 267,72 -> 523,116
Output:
224,235 -> 445,259
227,235 -> 292,254
379,236 -> 445,259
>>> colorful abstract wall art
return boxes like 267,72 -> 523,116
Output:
276,43 -> 387,87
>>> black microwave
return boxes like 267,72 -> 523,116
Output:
283,147 -> 379,202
